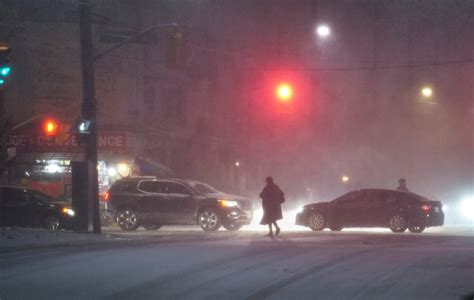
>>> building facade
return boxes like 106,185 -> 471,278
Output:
0,0 -> 245,198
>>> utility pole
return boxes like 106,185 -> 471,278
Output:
79,0 -> 101,234
78,0 -> 178,234
0,89 -> 4,123
0,89 -> 7,177
0,43 -> 12,179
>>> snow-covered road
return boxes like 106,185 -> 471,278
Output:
1,231 -> 473,300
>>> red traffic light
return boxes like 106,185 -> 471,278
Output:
276,83 -> 293,102
43,119 -> 59,136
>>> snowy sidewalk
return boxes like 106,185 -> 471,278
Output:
0,227 -> 114,251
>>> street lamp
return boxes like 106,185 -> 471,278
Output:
342,175 -> 349,183
235,161 -> 240,167
421,86 -> 433,98
316,24 -> 331,38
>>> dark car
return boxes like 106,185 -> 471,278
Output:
0,186 -> 75,230
296,189 -> 444,233
104,177 -> 253,231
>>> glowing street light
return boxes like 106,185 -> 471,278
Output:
116,163 -> 131,177
235,161 -> 240,167
421,86 -> 433,98
342,175 -> 350,183
107,167 -> 117,177
316,24 -> 331,38
276,83 -> 293,102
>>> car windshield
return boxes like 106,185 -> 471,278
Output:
29,190 -> 60,203
193,183 -> 219,194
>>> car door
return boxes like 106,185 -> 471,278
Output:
164,182 -> 196,224
157,182 -> 193,224
137,180 -> 168,222
2,188 -> 20,226
331,191 -> 368,227
0,187 -> 6,226
2,188 -> 37,227
369,191 -> 392,226
352,193 -> 372,227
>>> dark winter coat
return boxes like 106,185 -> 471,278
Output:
259,183 -> 284,225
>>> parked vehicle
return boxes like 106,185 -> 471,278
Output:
296,189 -> 444,233
0,186 -> 75,230
104,177 -> 253,231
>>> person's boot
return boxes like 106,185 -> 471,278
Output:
275,227 -> 281,236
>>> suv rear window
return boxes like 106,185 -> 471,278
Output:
110,181 -> 138,193
139,181 -> 165,193
163,182 -> 192,195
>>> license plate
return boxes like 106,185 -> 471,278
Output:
434,207 -> 440,213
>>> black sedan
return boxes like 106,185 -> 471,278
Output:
0,186 -> 75,230
296,189 -> 444,233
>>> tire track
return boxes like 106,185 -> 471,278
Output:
0,238 -> 234,280
245,248 -> 377,300
169,247 -> 311,299
107,242 -> 307,299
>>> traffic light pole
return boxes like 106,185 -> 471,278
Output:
0,89 -> 6,177
0,89 -> 4,121
79,0 -> 101,234
78,2 -> 178,234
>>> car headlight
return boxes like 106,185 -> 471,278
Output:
459,196 -> 474,220
219,199 -> 239,207
296,206 -> 304,213
62,207 -> 75,217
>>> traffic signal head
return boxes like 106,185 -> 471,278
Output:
0,43 -> 12,86
43,119 -> 59,136
1,66 -> 10,76
276,83 -> 293,102
75,119 -> 92,145
78,120 -> 91,134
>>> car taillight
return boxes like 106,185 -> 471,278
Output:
103,191 -> 110,202
422,204 -> 431,211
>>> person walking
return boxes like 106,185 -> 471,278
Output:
259,176 -> 284,238
396,178 -> 409,192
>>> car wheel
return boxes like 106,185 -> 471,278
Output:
198,209 -> 221,231
223,222 -> 243,231
143,223 -> 161,230
117,209 -> 140,231
389,215 -> 407,233
44,215 -> 60,230
329,223 -> 343,231
408,224 -> 426,233
308,212 -> 326,231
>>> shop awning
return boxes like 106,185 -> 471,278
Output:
12,152 -> 84,163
